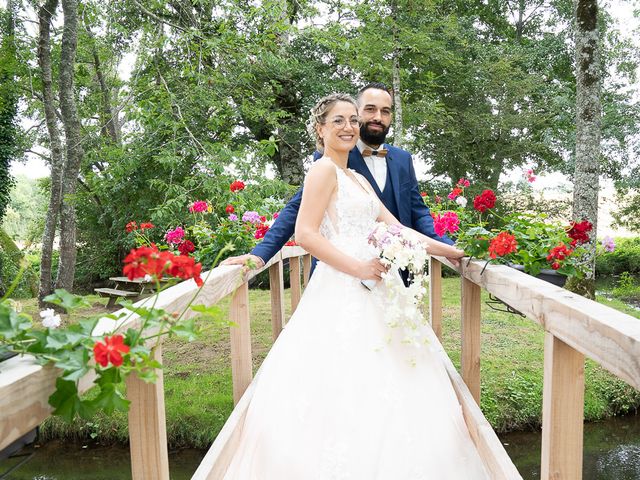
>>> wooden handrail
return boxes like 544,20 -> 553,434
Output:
429,255 -> 640,480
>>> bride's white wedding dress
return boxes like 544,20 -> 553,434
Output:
223,164 -> 488,479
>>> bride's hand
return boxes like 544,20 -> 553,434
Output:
355,258 -> 388,281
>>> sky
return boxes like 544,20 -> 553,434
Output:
10,0 -> 639,196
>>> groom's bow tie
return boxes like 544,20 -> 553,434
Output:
362,148 -> 388,158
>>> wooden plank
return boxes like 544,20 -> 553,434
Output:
290,256 -> 302,314
541,332 -> 585,480
94,288 -> 138,296
427,329 -> 523,479
269,261 -> 285,341
461,275 -> 482,404
428,257 -> 443,341
434,256 -> 640,391
127,345 -> 170,480
302,254 -> 312,287
230,281 -> 252,405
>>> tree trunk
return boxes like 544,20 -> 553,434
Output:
569,0 -> 601,299
37,0 -> 64,304
55,0 -> 84,291
391,0 -> 404,148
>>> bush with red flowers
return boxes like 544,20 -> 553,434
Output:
424,175 -> 593,279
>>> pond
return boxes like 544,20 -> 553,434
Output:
2,414 -> 640,479
501,413 -> 640,479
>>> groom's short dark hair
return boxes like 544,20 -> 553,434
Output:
357,82 -> 393,101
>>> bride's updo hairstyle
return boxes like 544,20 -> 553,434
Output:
307,93 -> 357,152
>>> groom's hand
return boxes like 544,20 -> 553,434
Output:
221,254 -> 266,271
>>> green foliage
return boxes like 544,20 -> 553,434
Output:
595,237 -> 640,276
611,272 -> 640,302
0,227 -> 37,298
1,175 -> 48,242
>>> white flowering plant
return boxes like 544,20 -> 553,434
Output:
366,223 -> 430,346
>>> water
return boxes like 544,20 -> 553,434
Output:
500,414 -> 640,479
0,441 -> 205,480
3,416 -> 640,479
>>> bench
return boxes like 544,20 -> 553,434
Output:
94,287 -> 140,308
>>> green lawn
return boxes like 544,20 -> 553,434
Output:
28,278 -> 640,447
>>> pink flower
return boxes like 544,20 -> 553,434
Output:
457,178 -> 470,188
189,201 -> 209,213
601,236 -> 615,253
447,187 -> 463,201
165,226 -> 185,244
432,211 -> 460,237
524,169 -> 537,183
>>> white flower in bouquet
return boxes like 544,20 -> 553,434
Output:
366,222 -> 431,347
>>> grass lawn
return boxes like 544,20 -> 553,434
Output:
19,277 -> 640,448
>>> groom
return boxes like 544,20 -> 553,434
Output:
222,82 -> 454,270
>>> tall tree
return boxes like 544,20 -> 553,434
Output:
0,0 -> 18,223
37,0 -> 64,303
55,0 -> 84,291
569,0 -> 601,298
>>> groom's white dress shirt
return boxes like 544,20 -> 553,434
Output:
357,139 -> 387,191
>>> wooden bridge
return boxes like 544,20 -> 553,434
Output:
1,246 -> 640,479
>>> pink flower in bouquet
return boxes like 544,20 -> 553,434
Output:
165,226 -> 185,244
189,201 -> 209,213
457,178 -> 471,188
228,213 -> 238,221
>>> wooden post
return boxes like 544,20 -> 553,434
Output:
127,345 -> 170,480
302,254 -> 312,287
230,281 -> 252,405
269,260 -> 285,341
461,276 -> 481,404
290,256 -> 302,313
541,332 -> 585,480
428,257 -> 443,341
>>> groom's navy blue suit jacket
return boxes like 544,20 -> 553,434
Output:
251,145 -> 453,266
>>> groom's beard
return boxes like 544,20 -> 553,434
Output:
360,121 -> 390,146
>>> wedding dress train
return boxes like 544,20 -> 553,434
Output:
223,164 -> 489,479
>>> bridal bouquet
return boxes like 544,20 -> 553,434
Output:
366,223 -> 430,347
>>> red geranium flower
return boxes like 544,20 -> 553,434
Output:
254,223 -> 269,239
546,243 -> 573,263
167,255 -> 203,286
473,189 -> 497,213
225,204 -> 235,214
230,180 -> 245,192
125,221 -> 138,233
123,245 -> 173,280
178,240 -> 195,256
447,187 -> 463,200
488,232 -> 517,259
285,240 -> 297,246
420,192 -> 427,197
93,335 -> 130,367
567,220 -> 592,247
140,222 -> 154,230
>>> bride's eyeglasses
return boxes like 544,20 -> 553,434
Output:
329,116 -> 361,129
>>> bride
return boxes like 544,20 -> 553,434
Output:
223,93 -> 489,479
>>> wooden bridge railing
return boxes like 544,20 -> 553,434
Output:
0,246 -> 311,480
429,256 -> 640,480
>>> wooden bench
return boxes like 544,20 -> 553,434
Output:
94,287 -> 140,308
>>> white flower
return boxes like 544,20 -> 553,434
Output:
143,274 -> 153,282
455,196 -> 468,208
40,308 -> 62,329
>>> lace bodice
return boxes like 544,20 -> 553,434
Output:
319,164 -> 380,259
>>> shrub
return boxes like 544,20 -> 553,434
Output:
596,237 -> 640,276
0,228 -> 38,298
